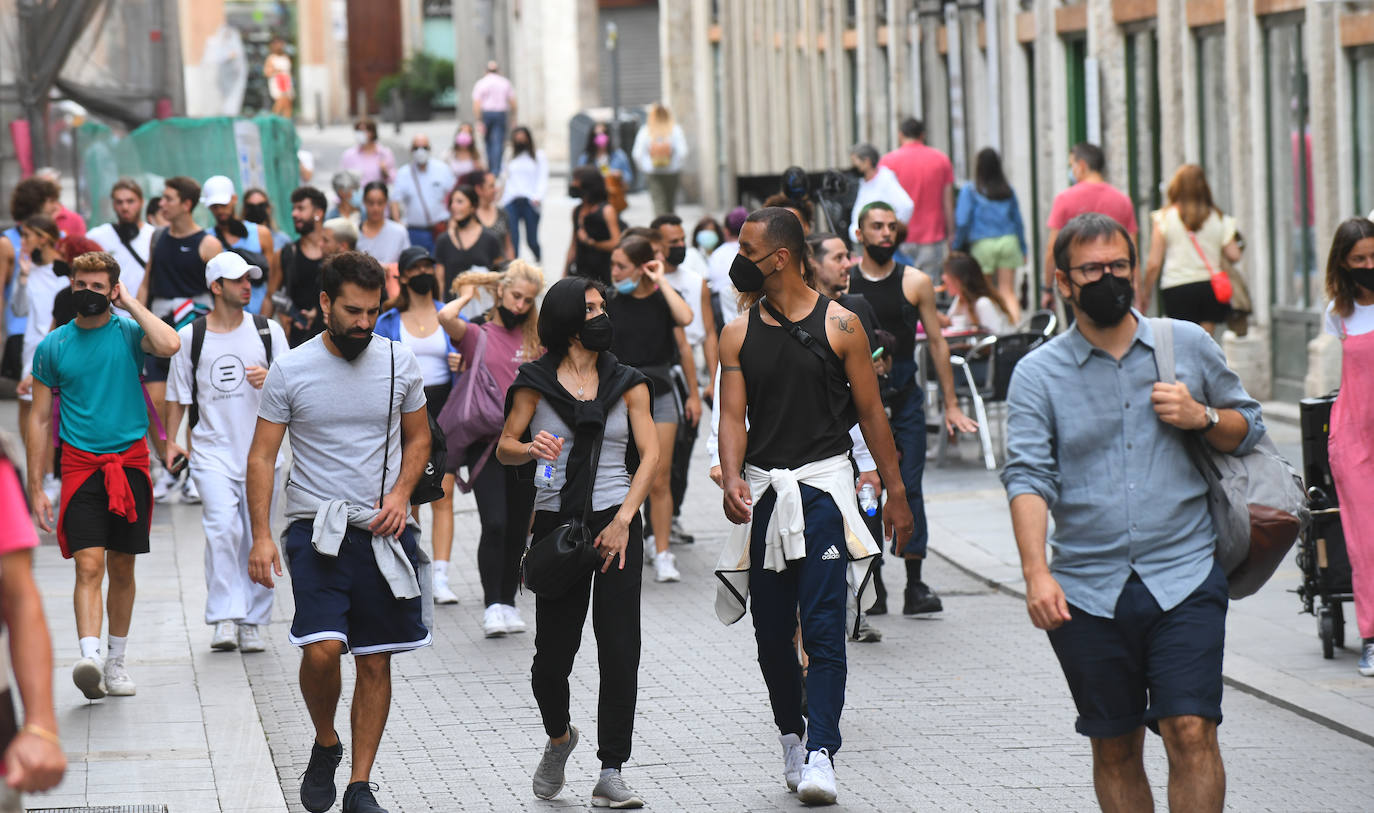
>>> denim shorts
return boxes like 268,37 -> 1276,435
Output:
1047,561 -> 1228,739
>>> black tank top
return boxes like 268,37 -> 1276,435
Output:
150,229 -> 210,299
739,295 -> 855,471
848,263 -> 916,360
572,205 -> 612,285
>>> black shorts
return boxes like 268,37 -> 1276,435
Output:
62,468 -> 152,556
143,353 -> 171,383
283,519 -> 431,655
1047,562 -> 1227,739
1161,280 -> 1230,326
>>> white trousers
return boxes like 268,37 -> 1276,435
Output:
193,467 -> 274,626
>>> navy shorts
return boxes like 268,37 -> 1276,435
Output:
283,519 -> 431,655
1047,562 -> 1228,739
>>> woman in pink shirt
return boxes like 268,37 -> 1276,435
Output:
339,119 -> 396,186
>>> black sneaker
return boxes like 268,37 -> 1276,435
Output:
300,739 -> 343,813
868,568 -> 888,615
903,581 -> 944,615
343,781 -> 390,812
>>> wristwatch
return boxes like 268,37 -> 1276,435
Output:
1202,405 -> 1220,432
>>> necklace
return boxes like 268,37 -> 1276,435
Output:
562,362 -> 597,397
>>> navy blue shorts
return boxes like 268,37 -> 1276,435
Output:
1047,562 -> 1227,739
283,519 -> 431,655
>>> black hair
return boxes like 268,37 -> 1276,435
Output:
290,185 -> 327,212
571,165 -> 608,206
458,169 -> 488,188
448,184 -> 479,211
538,276 -> 609,357
974,148 -> 1013,201
1070,142 -> 1105,174
744,207 -> 806,270
362,181 -> 389,201
511,126 -> 535,157
649,214 -> 683,230
321,250 -> 385,300
1325,217 -> 1374,318
1053,213 -> 1137,273
10,177 -> 59,221
146,196 -> 162,221
762,193 -> 814,227
582,122 -> 612,161
692,216 -> 724,245
899,118 -> 925,140
805,231 -> 842,261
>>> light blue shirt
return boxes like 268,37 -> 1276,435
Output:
954,183 -> 1028,256
1000,314 -> 1264,618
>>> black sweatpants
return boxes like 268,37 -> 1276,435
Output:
530,505 -> 643,769
468,443 -> 533,607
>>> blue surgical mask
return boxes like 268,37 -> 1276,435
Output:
1067,168 -> 1078,186
695,230 -> 720,252
613,277 -> 638,295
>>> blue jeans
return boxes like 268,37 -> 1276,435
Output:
407,227 -> 436,255
482,111 -> 507,174
749,484 -> 849,755
504,197 -> 541,260
887,358 -> 928,557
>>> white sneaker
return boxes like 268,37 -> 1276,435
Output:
181,475 -> 201,504
502,604 -> 527,633
796,748 -> 837,805
153,470 -> 179,502
643,535 -> 656,567
653,551 -> 681,583
237,624 -> 265,653
483,604 -> 508,638
780,733 -> 806,792
103,656 -> 136,696
72,655 -> 106,700
42,473 -> 61,504
211,620 -> 238,651
433,575 -> 459,605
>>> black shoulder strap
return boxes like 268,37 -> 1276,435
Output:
252,314 -> 273,366
281,242 -> 296,290
381,340 -> 395,504
759,297 -> 847,380
118,229 -> 148,269
188,316 -> 208,430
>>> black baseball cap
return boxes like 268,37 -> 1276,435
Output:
398,246 -> 434,273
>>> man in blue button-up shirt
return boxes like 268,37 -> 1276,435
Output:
1003,213 -> 1262,813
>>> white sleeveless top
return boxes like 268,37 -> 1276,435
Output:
399,322 -> 451,387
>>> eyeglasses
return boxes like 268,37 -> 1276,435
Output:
1066,259 -> 1132,281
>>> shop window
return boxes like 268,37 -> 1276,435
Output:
1352,45 -> 1374,217
1264,19 -> 1315,309
1196,26 -> 1230,213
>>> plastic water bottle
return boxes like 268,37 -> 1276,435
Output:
858,483 -> 878,517
534,436 -> 559,489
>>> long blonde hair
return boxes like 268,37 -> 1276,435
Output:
453,259 -> 546,360
647,103 -> 673,139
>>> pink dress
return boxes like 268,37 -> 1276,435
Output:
1328,318 -> 1374,639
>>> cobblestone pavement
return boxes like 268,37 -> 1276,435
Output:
242,433 -> 1374,813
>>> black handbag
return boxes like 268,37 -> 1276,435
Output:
520,426 -> 607,598
383,341 -> 448,505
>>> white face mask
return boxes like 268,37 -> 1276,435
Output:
354,130 -> 369,146
412,147 -> 430,164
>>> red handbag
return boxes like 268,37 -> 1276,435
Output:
1187,230 -> 1232,305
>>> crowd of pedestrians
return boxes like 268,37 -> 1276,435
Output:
2,95 -> 1370,813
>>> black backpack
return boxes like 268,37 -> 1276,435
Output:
188,314 -> 274,430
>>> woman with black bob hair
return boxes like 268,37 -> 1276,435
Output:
496,275 -> 659,808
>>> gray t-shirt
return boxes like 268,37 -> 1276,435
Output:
531,396 -> 632,513
356,220 -> 412,266
259,333 -> 426,520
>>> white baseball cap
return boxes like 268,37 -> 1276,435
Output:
201,175 -> 236,207
205,251 -> 263,288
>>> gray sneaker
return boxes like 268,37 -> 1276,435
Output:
591,769 -> 644,809
532,724 -> 578,800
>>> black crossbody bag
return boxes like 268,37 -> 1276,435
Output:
759,297 -> 848,379
521,428 -> 607,598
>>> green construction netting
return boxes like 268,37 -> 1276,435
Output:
79,114 -> 301,239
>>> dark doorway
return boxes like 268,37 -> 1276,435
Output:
347,0 -> 403,116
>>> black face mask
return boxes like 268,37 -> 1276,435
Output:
328,323 -> 373,362
242,203 -> 269,225
456,215 -> 474,228
72,288 -> 112,317
1072,274 -> 1135,327
666,245 -> 687,266
864,242 -> 897,265
578,313 -> 614,352
729,248 -> 779,293
52,260 -> 71,278
294,218 -> 315,236
114,220 -> 141,242
406,274 -> 436,296
498,305 -> 529,328
30,248 -> 44,265
218,218 -> 248,240
568,186 -> 583,199
1351,266 -> 1374,293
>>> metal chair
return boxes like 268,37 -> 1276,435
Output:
1024,309 -> 1057,338
936,331 -> 1049,470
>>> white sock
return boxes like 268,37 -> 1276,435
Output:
107,635 -> 128,660
600,768 -> 619,779
433,560 -> 449,579
79,636 -> 102,659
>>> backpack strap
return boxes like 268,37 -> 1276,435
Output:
252,314 -> 273,366
188,316 -> 208,431
1150,317 -> 1176,385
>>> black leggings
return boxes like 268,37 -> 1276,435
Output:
468,442 -> 533,607
530,505 -> 643,769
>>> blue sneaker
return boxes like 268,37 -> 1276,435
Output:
1359,642 -> 1374,677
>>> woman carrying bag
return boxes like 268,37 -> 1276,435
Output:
496,276 -> 658,809
437,261 -> 545,636
1141,164 -> 1242,334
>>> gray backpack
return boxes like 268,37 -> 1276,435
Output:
1152,318 -> 1308,598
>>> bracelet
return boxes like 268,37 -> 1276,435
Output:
527,442 -> 535,460
20,723 -> 60,746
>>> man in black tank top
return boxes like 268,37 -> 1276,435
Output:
847,201 -> 977,618
716,207 -> 913,805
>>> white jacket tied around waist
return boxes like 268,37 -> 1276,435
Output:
713,453 -> 881,626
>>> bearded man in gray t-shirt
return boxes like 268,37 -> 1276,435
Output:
247,251 -> 430,813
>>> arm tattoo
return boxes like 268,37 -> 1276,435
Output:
722,364 -> 742,373
830,314 -> 856,334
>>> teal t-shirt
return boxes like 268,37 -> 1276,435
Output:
32,315 -> 148,454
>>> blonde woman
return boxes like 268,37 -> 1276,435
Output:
438,261 -> 545,637
632,103 -> 688,217
1141,164 -> 1242,334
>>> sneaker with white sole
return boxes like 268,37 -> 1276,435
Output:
796,748 -> 838,805
483,604 -> 508,638
181,475 -> 201,504
653,551 -> 681,583
1360,642 -> 1374,677
211,620 -> 238,651
103,656 -> 136,696
591,768 -> 644,808
502,604 -> 527,633
532,725 -> 578,800
153,469 -> 179,502
238,624 -> 266,653
72,655 -> 106,700
780,733 -> 806,792
433,576 -> 459,605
